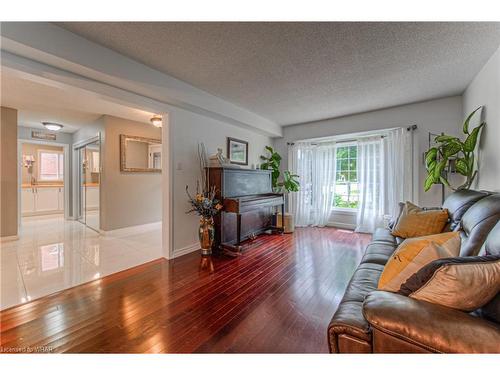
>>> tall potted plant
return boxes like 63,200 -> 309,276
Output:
260,146 -> 300,193
260,146 -> 300,232
424,106 -> 485,192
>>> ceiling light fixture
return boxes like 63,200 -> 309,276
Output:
42,122 -> 64,131
150,115 -> 163,128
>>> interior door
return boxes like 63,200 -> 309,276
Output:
76,137 -> 101,231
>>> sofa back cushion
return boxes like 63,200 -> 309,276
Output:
391,202 -> 449,238
481,220 -> 500,256
399,254 -> 500,312
378,232 -> 460,292
460,194 -> 500,256
443,190 -> 490,231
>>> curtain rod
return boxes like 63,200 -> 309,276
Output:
287,124 -> 417,146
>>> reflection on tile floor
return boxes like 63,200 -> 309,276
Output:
0,215 -> 162,310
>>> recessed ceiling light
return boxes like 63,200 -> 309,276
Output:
150,115 -> 162,128
42,122 -> 64,131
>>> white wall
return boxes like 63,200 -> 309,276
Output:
274,96 -> 464,209
171,107 -> 272,254
101,115 -> 162,231
463,45 -> 500,192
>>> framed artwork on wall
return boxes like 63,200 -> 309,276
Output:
227,137 -> 248,166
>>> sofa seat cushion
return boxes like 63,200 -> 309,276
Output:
360,242 -> 397,266
341,263 -> 385,303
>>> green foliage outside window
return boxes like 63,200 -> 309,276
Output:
334,145 -> 359,209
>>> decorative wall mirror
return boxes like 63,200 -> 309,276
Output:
120,134 -> 162,172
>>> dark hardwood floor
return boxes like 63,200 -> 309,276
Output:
0,228 -> 370,353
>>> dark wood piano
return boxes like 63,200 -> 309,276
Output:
207,167 -> 285,256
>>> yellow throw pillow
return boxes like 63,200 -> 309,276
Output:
391,201 -> 449,238
378,231 -> 461,292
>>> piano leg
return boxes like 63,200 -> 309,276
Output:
236,213 -> 242,246
221,213 -> 243,257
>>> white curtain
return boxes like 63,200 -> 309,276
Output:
355,136 -> 385,233
288,142 -> 314,227
355,128 -> 413,233
288,142 -> 336,227
383,128 -> 413,218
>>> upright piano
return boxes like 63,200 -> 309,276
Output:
207,167 -> 285,255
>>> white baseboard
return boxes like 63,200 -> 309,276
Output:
101,221 -> 162,237
1,235 -> 19,243
173,242 -> 200,258
327,221 -> 356,230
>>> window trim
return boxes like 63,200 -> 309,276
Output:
38,149 -> 64,182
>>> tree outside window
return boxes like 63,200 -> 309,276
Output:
334,144 -> 359,209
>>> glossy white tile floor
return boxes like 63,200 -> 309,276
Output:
0,215 -> 162,310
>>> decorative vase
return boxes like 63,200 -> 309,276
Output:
199,217 -> 215,255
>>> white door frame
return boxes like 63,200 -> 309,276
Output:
72,134 -> 102,231
17,139 -> 71,223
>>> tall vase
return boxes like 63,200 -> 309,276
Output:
199,217 -> 215,255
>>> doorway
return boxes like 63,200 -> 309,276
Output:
17,140 -> 70,224
76,136 -> 101,232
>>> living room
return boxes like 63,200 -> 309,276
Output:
1,1 -> 499,374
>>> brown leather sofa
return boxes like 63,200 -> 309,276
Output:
327,190 -> 500,353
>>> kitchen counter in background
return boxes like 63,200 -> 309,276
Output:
22,183 -> 64,188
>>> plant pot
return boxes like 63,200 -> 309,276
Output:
277,212 -> 295,233
199,217 -> 215,255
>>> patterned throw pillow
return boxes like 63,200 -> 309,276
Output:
399,255 -> 500,312
378,231 -> 461,292
391,201 -> 449,238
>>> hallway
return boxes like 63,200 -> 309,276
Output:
0,215 -> 162,310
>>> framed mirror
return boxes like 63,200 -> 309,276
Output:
120,134 -> 162,172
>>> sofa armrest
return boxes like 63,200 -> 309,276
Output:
363,291 -> 500,353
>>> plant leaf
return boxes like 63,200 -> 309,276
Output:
427,159 -> 437,174
463,122 -> 485,152
435,135 -> 458,143
433,159 -> 447,180
467,153 -> 474,172
439,176 -> 451,187
424,174 -> 435,192
463,106 -> 482,134
425,147 -> 438,167
455,158 -> 468,176
443,141 -> 462,157
265,145 -> 274,153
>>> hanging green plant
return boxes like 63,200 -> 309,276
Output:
424,106 -> 485,192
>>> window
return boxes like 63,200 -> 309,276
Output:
334,144 -> 359,209
38,150 -> 64,181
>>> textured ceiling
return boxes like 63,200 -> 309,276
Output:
56,22 -> 500,126
0,70 -> 154,133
